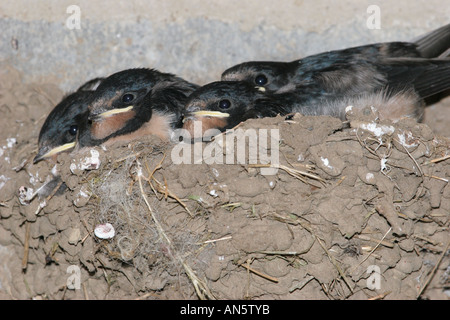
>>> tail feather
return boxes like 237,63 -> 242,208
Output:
412,64 -> 450,98
413,23 -> 450,58
381,58 -> 450,99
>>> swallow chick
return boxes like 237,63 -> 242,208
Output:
221,23 -> 450,93
184,57 -> 450,138
182,82 -> 422,139
79,68 -> 199,147
182,81 -> 283,139
34,78 -> 104,163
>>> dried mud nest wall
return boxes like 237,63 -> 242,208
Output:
0,68 -> 449,300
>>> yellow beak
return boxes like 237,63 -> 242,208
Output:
95,105 -> 134,119
192,110 -> 230,118
34,141 -> 76,163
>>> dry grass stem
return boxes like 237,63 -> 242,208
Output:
356,234 -> 394,248
422,174 -> 448,183
22,222 -> 30,271
316,235 -> 354,293
423,154 -> 450,165
352,227 -> 392,273
248,163 -> 326,186
239,261 -> 279,283
416,239 -> 450,298
394,138 -> 423,176
200,235 -> 232,245
142,155 -> 194,217
368,291 -> 391,300
135,158 -> 214,299
289,275 -> 315,293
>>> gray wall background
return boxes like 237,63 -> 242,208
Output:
1,0 -> 449,91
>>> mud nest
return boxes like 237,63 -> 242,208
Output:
0,67 -> 449,300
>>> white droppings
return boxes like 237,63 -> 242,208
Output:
73,186 -> 91,207
70,149 -> 101,173
94,223 -> 115,239
0,137 -> 17,162
321,156 -> 333,169
380,157 -> 388,172
78,188 -> 90,198
365,173 -> 375,182
397,131 -> 418,148
6,138 -> 16,148
269,181 -> 275,188
359,122 -> 395,138
297,154 -> 304,162
209,189 -> 218,197
345,105 -> 353,113
51,165 -> 58,177
18,186 -> 35,206
28,171 -> 40,186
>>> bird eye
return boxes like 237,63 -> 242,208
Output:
68,125 -> 78,136
255,74 -> 268,86
218,99 -> 231,109
122,93 -> 135,103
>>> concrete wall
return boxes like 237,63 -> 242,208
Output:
1,0 -> 449,91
